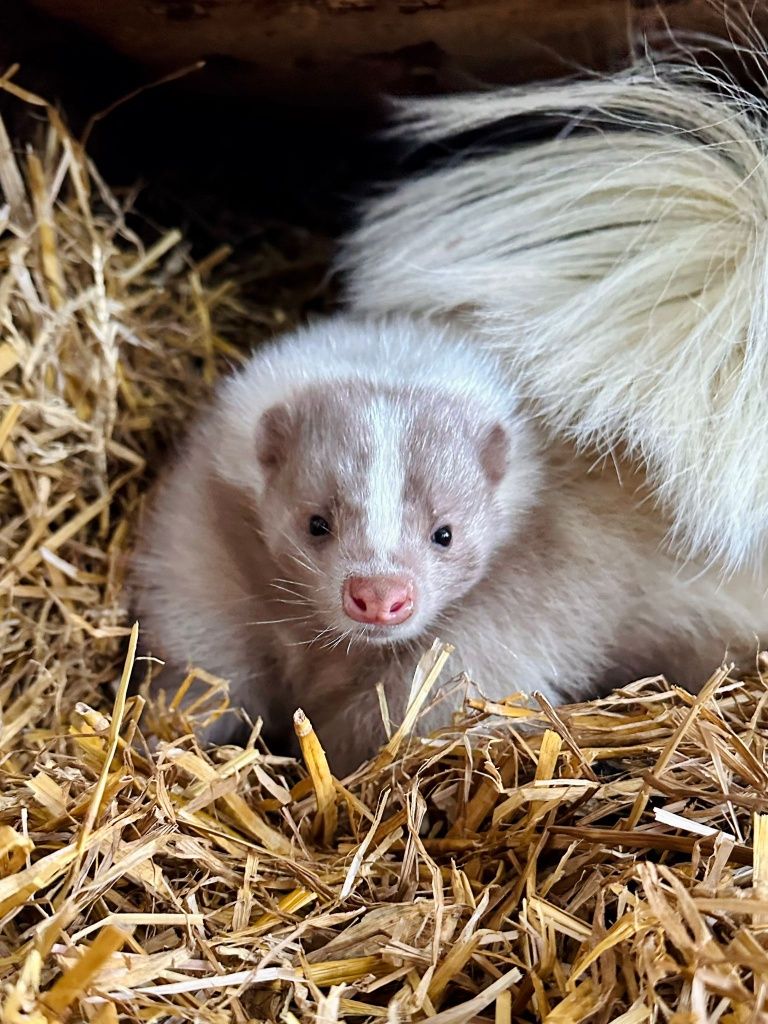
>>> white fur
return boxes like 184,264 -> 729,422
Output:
365,398 -> 404,557
133,316 -> 768,773
341,52 -> 768,572
211,314 -> 519,496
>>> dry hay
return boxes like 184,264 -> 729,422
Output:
1,77 -> 768,1024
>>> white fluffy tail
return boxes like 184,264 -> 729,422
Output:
342,55 -> 768,572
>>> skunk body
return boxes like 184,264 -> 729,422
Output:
133,318 -> 767,772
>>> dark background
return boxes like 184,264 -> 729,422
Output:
1,1 -> 763,260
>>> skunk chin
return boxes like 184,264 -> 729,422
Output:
350,619 -> 426,647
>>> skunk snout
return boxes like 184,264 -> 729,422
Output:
342,575 -> 414,626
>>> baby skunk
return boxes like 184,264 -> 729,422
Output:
131,315 -> 767,772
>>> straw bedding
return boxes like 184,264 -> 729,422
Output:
2,80 -> 768,1024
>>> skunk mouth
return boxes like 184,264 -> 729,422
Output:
353,619 -> 421,645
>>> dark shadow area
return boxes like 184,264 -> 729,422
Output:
2,1 -> 762,271
0,4 -> 397,255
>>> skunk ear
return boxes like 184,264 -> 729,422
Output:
480,422 -> 509,486
256,403 -> 293,474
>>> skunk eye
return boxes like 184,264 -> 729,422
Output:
431,525 -> 452,548
309,515 -> 331,537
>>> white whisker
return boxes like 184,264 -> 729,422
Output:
242,615 -> 313,627
273,577 -> 317,591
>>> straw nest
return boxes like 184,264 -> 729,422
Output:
2,78 -> 768,1024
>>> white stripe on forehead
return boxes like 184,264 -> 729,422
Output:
365,397 -> 404,556
214,315 -> 519,500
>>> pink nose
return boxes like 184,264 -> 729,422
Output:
343,576 -> 414,626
